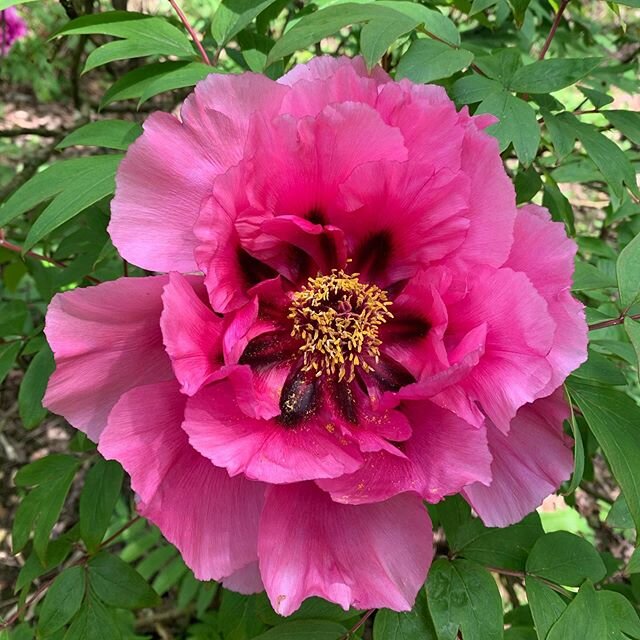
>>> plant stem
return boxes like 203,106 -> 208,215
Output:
589,313 -> 640,331
0,232 -> 101,285
167,0 -> 212,66
538,0 -> 571,60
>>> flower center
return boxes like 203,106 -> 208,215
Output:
288,269 -> 393,382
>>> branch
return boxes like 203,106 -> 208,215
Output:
340,609 -> 374,639
538,0 -> 571,60
167,0 -> 212,66
0,232 -> 101,285
589,313 -> 640,331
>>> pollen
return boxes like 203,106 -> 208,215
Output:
288,269 -> 393,382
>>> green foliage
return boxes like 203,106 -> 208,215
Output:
2,0 -> 640,637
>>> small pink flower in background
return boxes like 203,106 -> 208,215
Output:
0,7 -> 27,55
44,56 -> 587,615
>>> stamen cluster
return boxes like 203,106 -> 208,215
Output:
288,269 -> 393,382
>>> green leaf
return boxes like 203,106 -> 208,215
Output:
13,455 -> 80,562
38,566 -> 86,636
606,494 -> 634,529
572,261 -> 616,291
564,398 -> 584,494
572,349 -> 626,385
396,39 -> 474,84
603,110 -> 640,145
151,556 -> 188,595
88,552 -> 160,609
477,90 -> 540,165
506,0 -> 531,27
266,3 -> 407,65
137,62 -> 214,105
381,1 -> 460,45
617,232 -> 640,309
568,380 -> 640,532
556,113 -> 639,199
525,576 -> 567,640
253,620 -> 348,640
426,558 -> 503,640
452,75 -> 503,105
23,155 -> 121,251
624,317 -> 640,381
526,531 -> 607,586
57,120 -> 142,151
0,300 -> 27,335
0,342 -> 21,387
547,582 -> 606,640
373,589 -> 437,639
508,58 -> 602,93
600,590 -> 640,639
212,0 -> 282,46
64,591 -> 122,640
219,591 -> 267,639
474,48 -> 522,86
470,0 -> 499,14
53,11 -> 194,58
457,513 -> 545,571
543,111 -> 576,160
80,459 -> 124,552
360,11 -> 418,66
18,345 -> 55,429
628,548 -> 640,574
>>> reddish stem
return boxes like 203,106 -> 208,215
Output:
167,0 -> 212,66
0,232 -> 100,284
589,313 -> 640,331
341,609 -> 374,639
538,0 -> 571,60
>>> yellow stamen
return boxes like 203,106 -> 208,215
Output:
288,270 -> 393,382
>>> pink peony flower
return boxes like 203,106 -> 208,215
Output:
44,56 -> 587,615
0,7 -> 27,55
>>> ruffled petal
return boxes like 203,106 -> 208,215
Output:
160,272 -> 224,396
44,276 -> 174,441
504,204 -> 587,394
110,73 -> 287,273
258,483 -> 433,615
451,123 -> 517,268
183,380 -> 363,483
318,401 -> 491,504
464,391 -> 573,527
99,381 -> 265,580
278,55 -> 389,88
446,267 -> 555,431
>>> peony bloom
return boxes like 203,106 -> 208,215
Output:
44,56 -> 587,615
0,7 -> 27,55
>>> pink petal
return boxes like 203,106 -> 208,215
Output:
99,381 -> 265,580
160,272 -> 224,396
319,401 -> 491,504
183,380 -> 363,483
504,205 -> 587,393
452,123 -> 517,268
464,391 -> 574,527
110,73 -> 287,273
278,55 -> 389,88
447,267 -> 555,431
223,562 -> 263,594
44,276 -> 174,441
280,59 -> 380,119
244,102 -> 408,220
336,161 -> 469,285
258,483 -> 433,615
